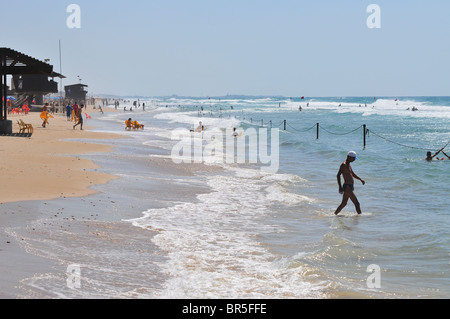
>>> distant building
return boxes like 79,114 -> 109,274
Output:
65,84 -> 88,104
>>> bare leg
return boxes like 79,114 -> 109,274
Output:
349,191 -> 362,215
334,192 -> 350,215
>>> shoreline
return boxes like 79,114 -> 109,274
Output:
0,106 -> 219,298
0,107 -> 124,298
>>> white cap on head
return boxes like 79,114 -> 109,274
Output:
348,151 -> 358,159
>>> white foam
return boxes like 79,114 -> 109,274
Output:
280,98 -> 450,119
126,166 -> 324,298
265,184 -> 314,205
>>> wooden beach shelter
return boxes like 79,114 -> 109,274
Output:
0,47 -> 58,134
65,83 -> 88,105
11,72 -> 65,106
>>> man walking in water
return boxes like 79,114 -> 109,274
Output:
334,151 -> 366,215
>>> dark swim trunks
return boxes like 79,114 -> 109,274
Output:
343,184 -> 354,192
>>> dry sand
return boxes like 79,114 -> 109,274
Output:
0,109 -> 121,204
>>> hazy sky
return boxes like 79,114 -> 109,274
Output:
1,0 -> 449,97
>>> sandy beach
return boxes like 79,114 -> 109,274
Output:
0,107 -> 122,298
0,109 -> 120,203
2,98 -> 449,299
0,106 -> 219,298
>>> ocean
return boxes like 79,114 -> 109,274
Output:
8,96 -> 450,299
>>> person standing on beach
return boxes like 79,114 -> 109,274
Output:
66,103 -> 72,121
40,104 -> 53,128
72,102 -> 79,115
334,151 -> 365,215
73,107 -> 83,130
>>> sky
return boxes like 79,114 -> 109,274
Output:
1,0 -> 449,97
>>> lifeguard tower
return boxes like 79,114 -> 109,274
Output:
1,47 -> 62,134
65,83 -> 88,105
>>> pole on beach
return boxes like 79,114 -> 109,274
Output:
2,70 -> 7,120
1,53 -> 6,121
363,124 -> 367,149
284,120 -> 287,131
316,123 -> 319,140
59,40 -> 63,107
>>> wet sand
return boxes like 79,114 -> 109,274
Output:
0,108 -> 120,298
0,108 -> 219,298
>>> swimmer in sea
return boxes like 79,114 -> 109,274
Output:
425,148 -> 445,161
334,151 -> 366,215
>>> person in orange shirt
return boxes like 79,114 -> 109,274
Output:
132,120 -> 144,130
40,107 -> 54,128
73,110 -> 84,130
125,118 -> 133,131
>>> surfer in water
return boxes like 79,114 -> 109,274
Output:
334,151 -> 366,215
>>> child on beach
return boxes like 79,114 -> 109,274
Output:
40,104 -> 53,128
73,108 -> 83,130
125,118 -> 133,130
132,120 -> 144,130
334,151 -> 366,215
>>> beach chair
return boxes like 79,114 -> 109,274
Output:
20,119 -> 34,133
17,120 -> 24,133
18,119 -> 34,134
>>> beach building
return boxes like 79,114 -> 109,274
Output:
65,83 -> 88,105
10,73 -> 64,106
1,47 -> 63,134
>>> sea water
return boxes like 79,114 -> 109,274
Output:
10,96 -> 450,299
120,96 -> 450,298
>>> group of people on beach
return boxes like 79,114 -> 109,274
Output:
125,118 -> 144,130
65,102 -> 85,130
40,102 -> 85,130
